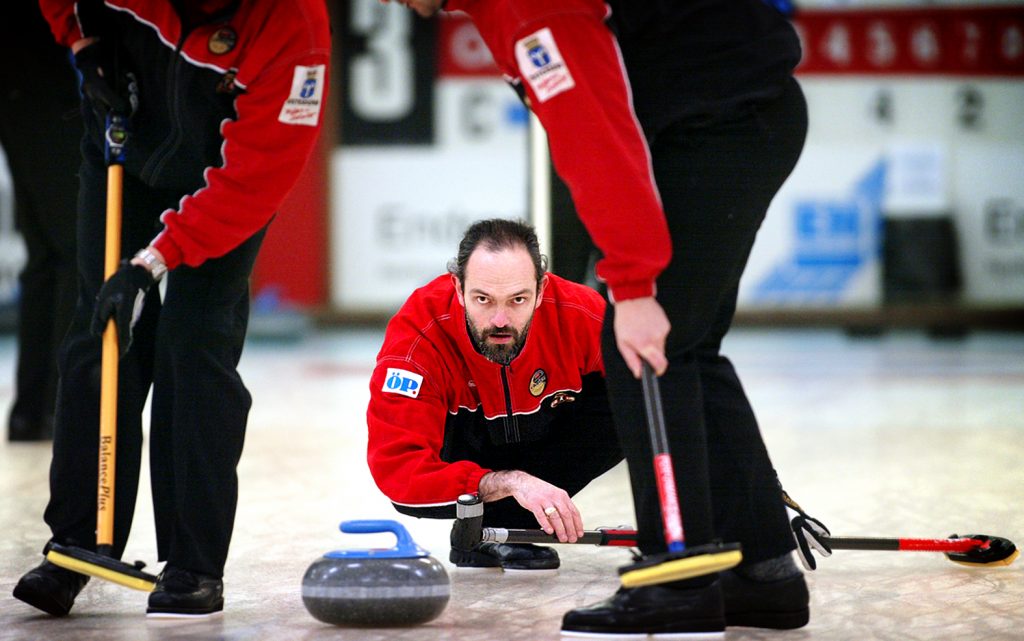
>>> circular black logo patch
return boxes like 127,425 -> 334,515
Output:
529,369 -> 547,396
209,27 -> 237,55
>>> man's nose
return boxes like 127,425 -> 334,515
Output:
491,309 -> 509,327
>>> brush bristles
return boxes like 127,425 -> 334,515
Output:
46,549 -> 157,592
948,548 -> 1019,568
620,549 -> 742,588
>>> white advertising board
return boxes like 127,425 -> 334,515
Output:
740,145 -> 885,307
332,80 -> 528,313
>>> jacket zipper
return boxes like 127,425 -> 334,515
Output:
499,366 -> 518,443
139,27 -> 193,182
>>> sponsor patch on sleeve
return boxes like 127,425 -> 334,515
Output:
382,368 -> 424,399
514,28 -> 575,103
278,64 -> 325,126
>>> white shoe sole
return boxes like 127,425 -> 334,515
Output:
146,609 -> 224,621
502,567 -> 560,576
561,631 -> 724,640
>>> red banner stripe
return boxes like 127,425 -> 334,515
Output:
794,6 -> 1024,76
437,7 -> 1024,79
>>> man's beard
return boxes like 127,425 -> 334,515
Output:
467,316 -> 532,366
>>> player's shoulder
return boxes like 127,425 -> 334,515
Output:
255,0 -> 329,21
399,274 -> 459,320
247,0 -> 330,47
379,275 -> 460,360
543,273 -> 605,318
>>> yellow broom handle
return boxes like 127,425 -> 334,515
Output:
97,163 -> 123,548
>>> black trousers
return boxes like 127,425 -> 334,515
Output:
43,132 -> 265,578
0,42 -> 80,434
602,78 -> 808,566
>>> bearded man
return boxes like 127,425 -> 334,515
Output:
366,218 -> 622,571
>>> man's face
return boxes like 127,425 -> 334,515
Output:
454,246 -> 547,366
385,0 -> 445,18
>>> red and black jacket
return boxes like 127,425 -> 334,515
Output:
39,0 -> 330,270
366,273 -> 606,517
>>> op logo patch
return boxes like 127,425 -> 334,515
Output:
278,65 -> 325,127
529,369 -> 547,396
383,368 -> 424,399
208,27 -> 237,55
514,28 -> 575,103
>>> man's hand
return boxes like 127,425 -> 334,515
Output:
73,39 -> 138,118
478,470 -> 584,542
612,296 -> 670,377
91,261 -> 155,358
782,488 -> 832,570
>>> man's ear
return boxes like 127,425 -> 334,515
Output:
452,274 -> 465,307
535,274 -> 549,309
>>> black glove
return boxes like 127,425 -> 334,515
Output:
74,40 -> 138,118
91,261 -> 155,358
782,487 -> 832,570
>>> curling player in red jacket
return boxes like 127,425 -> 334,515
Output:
367,219 -> 623,571
14,0 -> 330,619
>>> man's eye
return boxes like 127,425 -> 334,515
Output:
475,296 -> 489,305
512,297 -> 527,305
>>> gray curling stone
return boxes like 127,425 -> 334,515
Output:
302,519 -> 450,626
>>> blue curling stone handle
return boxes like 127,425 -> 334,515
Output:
323,519 -> 430,559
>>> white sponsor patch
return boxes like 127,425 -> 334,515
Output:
278,64 -> 325,126
382,368 -> 424,399
514,28 -> 575,103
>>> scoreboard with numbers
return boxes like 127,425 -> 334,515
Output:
794,6 -> 1024,76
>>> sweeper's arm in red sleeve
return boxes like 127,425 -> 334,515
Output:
502,10 -> 673,374
38,0 -> 84,46
505,12 -> 671,303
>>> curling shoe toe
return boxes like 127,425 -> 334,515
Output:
147,567 -> 224,618
13,560 -> 89,617
561,581 -> 725,639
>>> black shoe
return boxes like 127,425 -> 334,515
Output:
12,560 -> 90,616
561,581 -> 726,638
146,567 -> 224,618
720,569 -> 809,629
450,542 -> 560,570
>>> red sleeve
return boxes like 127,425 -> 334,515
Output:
507,12 -> 671,301
38,0 -> 85,46
366,356 -> 491,507
151,13 -> 330,269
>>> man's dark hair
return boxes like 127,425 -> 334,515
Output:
448,219 -> 548,289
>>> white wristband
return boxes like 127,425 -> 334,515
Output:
135,248 -> 167,281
